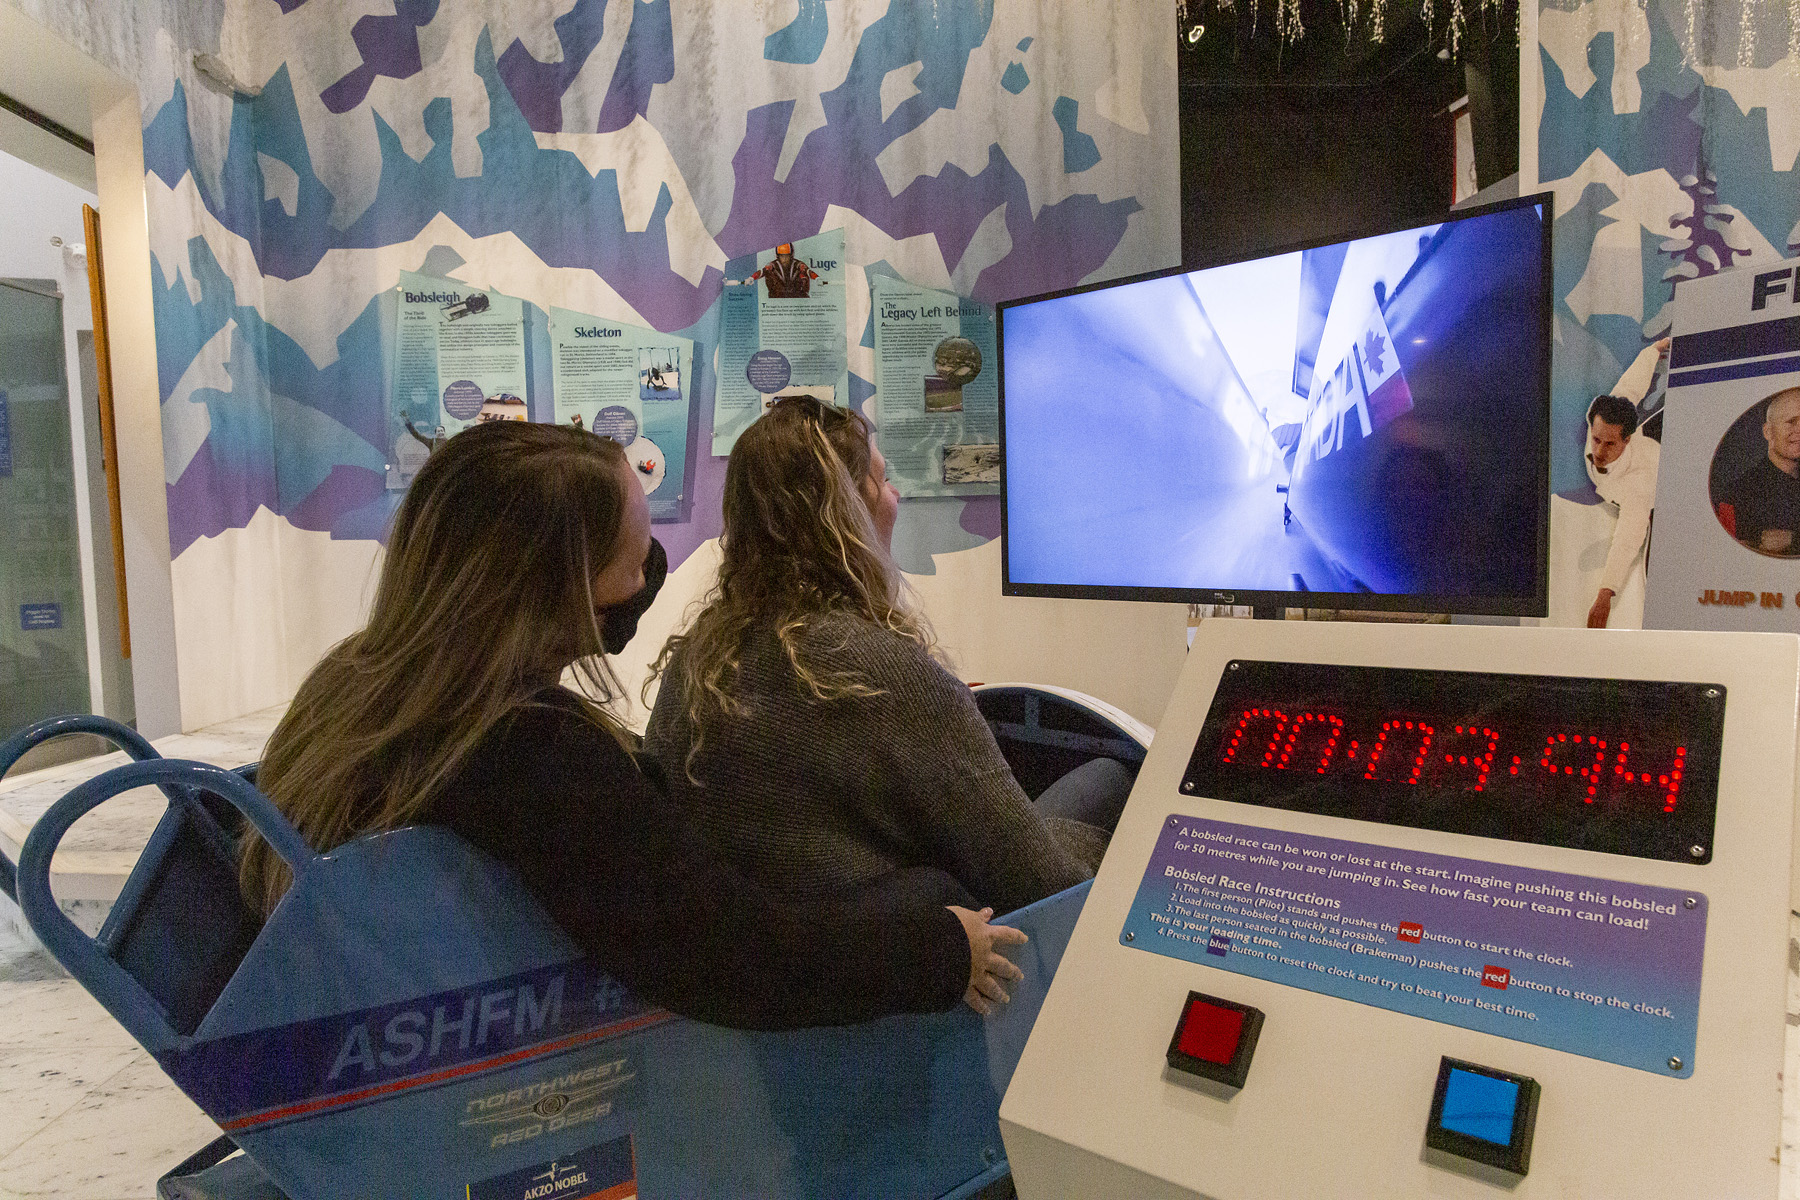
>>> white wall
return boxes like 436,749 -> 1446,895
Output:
92,93 -> 181,737
0,147 -> 94,316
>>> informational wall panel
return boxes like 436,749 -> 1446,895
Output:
389,272 -> 528,487
550,307 -> 694,522
714,231 -> 848,455
873,275 -> 999,498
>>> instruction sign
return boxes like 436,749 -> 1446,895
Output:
1120,815 -> 1706,1076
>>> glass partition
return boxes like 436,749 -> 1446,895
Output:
0,278 -> 91,738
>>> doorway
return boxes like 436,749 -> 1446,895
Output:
0,278 -> 92,743
0,167 -> 135,770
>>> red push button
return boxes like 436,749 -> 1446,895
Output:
1177,1000 -> 1245,1064
1166,991 -> 1264,1089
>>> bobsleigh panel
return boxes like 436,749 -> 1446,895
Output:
155,825 -> 1084,1198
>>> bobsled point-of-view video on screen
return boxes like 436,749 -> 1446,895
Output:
995,193 -> 1555,618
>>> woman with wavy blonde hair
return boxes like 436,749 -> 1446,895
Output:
647,396 -> 1130,915
240,419 -> 1027,1025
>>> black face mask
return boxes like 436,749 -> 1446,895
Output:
601,537 -> 668,654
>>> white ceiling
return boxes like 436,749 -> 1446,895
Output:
0,1 -> 134,192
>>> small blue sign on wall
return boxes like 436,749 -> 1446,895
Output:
0,390 -> 11,477
20,603 -> 62,631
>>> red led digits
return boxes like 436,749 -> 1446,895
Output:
1364,720 -> 1435,784
1432,726 -> 1499,790
1274,712 -> 1344,773
1219,697 -> 1694,818
1540,733 -> 1607,798
1222,709 -> 1289,766
1197,671 -> 1715,872
1614,742 -> 1685,813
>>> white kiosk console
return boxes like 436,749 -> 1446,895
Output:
1001,622 -> 1798,1198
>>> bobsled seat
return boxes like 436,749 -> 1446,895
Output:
14,753 -> 1091,1200
974,683 -> 1153,799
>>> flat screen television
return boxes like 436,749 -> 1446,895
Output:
996,193 -> 1553,617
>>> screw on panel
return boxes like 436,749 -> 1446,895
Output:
1170,816 -> 1180,826
1689,845 -> 1706,859
1183,781 -> 1197,793
1229,662 -> 1241,671
1124,932 -> 1135,942
981,1147 -> 998,1166
1684,897 -> 1698,909
1704,688 -> 1721,699
1668,1056 -> 1683,1071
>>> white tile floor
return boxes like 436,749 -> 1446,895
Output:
2,709 -> 1800,1196
0,983 -> 219,1199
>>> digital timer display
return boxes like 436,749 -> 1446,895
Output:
1180,661 -> 1725,864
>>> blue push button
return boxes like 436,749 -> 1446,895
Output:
1440,1068 -> 1519,1144
1425,1057 -> 1539,1175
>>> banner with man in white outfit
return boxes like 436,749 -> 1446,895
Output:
1645,257 -> 1800,632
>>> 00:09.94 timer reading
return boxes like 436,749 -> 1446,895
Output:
1220,709 -> 1687,812
1179,662 -> 1723,864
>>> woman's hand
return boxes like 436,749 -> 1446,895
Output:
949,905 -> 1028,1015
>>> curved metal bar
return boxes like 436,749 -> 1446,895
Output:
17,760 -> 315,1051
0,715 -> 163,903
0,713 -> 158,773
0,714 -> 244,881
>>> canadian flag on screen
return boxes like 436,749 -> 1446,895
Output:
1352,305 -> 1414,430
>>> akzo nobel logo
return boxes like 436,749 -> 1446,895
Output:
523,1160 -> 590,1199
466,1133 -> 637,1200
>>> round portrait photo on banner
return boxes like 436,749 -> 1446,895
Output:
1708,384 -> 1800,558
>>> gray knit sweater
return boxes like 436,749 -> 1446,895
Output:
645,611 -> 1106,914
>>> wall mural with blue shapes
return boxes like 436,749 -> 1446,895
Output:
1531,0 -> 1799,625
136,0 -> 1177,583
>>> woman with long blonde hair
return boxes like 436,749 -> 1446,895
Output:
241,420 -> 1026,1025
647,397 -> 1130,915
